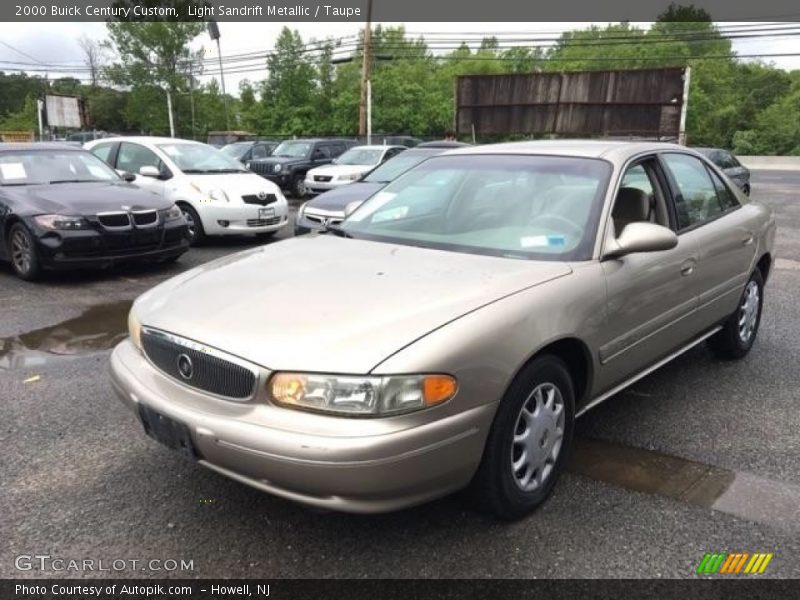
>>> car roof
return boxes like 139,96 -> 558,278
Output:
445,140 -> 696,162
348,145 -> 405,151
0,142 -> 83,152
88,136 -> 205,146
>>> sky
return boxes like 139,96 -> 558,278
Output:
0,21 -> 798,96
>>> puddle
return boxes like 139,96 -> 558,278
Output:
0,300 -> 132,371
569,438 -> 800,532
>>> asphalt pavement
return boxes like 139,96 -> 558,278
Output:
2,173 -> 799,579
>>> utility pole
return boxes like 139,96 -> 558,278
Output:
207,20 -> 230,132
358,0 -> 373,141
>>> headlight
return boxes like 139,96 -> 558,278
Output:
128,310 -> 142,350
269,373 -> 457,416
190,182 -> 229,202
337,173 -> 360,181
208,188 -> 229,202
272,163 -> 282,173
163,204 -> 182,221
33,214 -> 90,230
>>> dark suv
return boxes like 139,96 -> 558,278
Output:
247,138 -> 358,197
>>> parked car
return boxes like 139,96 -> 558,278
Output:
246,138 -> 358,197
220,140 -> 279,164
67,130 -> 113,144
0,143 -> 189,280
304,145 -> 406,196
207,130 -> 256,148
85,137 -> 289,245
380,135 -> 422,148
694,147 -> 751,195
111,141 -> 774,518
295,145 -> 458,235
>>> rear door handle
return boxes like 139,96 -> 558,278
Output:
680,258 -> 696,276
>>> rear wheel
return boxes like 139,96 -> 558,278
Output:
8,223 -> 41,281
708,268 -> 764,359
470,355 -> 575,519
178,203 -> 205,246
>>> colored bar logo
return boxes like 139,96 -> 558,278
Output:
696,552 -> 773,574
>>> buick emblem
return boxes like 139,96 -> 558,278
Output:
257,191 -> 268,201
176,353 -> 194,380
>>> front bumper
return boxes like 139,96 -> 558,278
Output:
33,220 -> 190,269
110,339 -> 494,513
198,202 -> 290,236
304,179 -> 352,195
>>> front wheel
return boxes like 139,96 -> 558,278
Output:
469,355 -> 575,520
707,268 -> 764,359
291,175 -> 307,198
178,203 -> 205,246
8,223 -> 42,281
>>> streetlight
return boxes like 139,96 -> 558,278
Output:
207,19 -> 230,132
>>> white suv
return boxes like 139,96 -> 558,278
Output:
86,137 -> 289,244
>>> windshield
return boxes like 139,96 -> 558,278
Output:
0,150 -> 120,185
157,143 -> 246,173
220,143 -> 252,159
336,148 -> 384,166
363,152 -> 433,183
272,141 -> 312,158
342,154 -> 611,261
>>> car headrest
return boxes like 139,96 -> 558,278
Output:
612,187 -> 650,223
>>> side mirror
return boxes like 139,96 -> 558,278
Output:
604,222 -> 678,259
138,165 -> 161,178
121,172 -> 136,183
344,200 -> 364,217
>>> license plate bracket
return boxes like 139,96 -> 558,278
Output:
258,207 -> 275,219
138,404 -> 198,460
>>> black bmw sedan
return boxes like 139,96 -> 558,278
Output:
0,143 -> 190,280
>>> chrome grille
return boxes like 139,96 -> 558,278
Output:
304,212 -> 343,228
242,194 -> 277,206
141,329 -> 257,400
98,212 -> 131,228
247,217 -> 281,227
132,210 -> 158,227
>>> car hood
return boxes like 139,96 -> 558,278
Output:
250,156 -> 303,168
308,164 -> 373,178
134,236 -> 572,374
303,182 -> 384,212
2,181 -> 170,216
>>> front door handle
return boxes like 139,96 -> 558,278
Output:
741,233 -> 754,246
680,258 -> 696,276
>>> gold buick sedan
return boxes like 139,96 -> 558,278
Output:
111,141 -> 775,518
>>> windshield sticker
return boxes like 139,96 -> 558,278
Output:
0,162 -> 27,180
521,235 -> 567,248
347,191 -> 397,222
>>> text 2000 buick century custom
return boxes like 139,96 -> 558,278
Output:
111,141 -> 775,518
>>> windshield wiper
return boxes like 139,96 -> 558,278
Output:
0,182 -> 35,186
324,223 -> 353,238
49,179 -> 96,184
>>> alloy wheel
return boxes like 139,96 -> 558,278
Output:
11,229 -> 33,275
181,208 -> 196,239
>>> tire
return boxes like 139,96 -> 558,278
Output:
291,174 -> 307,198
178,203 -> 205,246
707,268 -> 764,360
469,355 -> 575,520
8,222 -> 42,281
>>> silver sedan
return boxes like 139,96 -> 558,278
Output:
111,141 -> 775,518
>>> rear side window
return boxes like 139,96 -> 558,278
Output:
662,153 -> 724,230
708,167 -> 740,210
